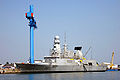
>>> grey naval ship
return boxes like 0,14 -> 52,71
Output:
16,36 -> 106,73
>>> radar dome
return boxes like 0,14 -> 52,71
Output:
55,36 -> 60,39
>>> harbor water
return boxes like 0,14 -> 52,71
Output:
0,72 -> 120,80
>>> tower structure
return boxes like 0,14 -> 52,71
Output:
51,36 -> 61,57
25,5 -> 37,64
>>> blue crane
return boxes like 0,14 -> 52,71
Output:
25,5 -> 37,64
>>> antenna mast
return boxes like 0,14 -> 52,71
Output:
63,33 -> 67,56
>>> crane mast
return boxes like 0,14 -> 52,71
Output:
110,52 -> 114,68
25,5 -> 37,64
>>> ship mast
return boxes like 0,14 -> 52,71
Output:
63,33 -> 68,57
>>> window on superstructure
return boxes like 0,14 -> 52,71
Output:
88,63 -> 92,66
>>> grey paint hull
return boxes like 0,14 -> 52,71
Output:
16,63 -> 106,73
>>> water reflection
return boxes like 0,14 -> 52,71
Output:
49,72 -> 85,80
27,72 -> 85,80
26,72 -> 120,80
0,72 -> 120,80
29,74 -> 34,80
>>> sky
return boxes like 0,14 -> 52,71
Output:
0,0 -> 120,64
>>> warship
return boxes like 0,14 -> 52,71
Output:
16,36 -> 106,72
15,5 -> 106,72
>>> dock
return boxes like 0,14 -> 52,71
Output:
0,68 -> 20,74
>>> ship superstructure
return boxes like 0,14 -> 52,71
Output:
51,36 -> 61,57
16,36 -> 106,72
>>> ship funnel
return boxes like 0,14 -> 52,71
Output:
74,47 -> 83,59
74,47 -> 82,50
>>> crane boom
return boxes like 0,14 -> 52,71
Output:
83,47 -> 91,57
110,52 -> 114,67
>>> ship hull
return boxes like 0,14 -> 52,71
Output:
16,63 -> 106,73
